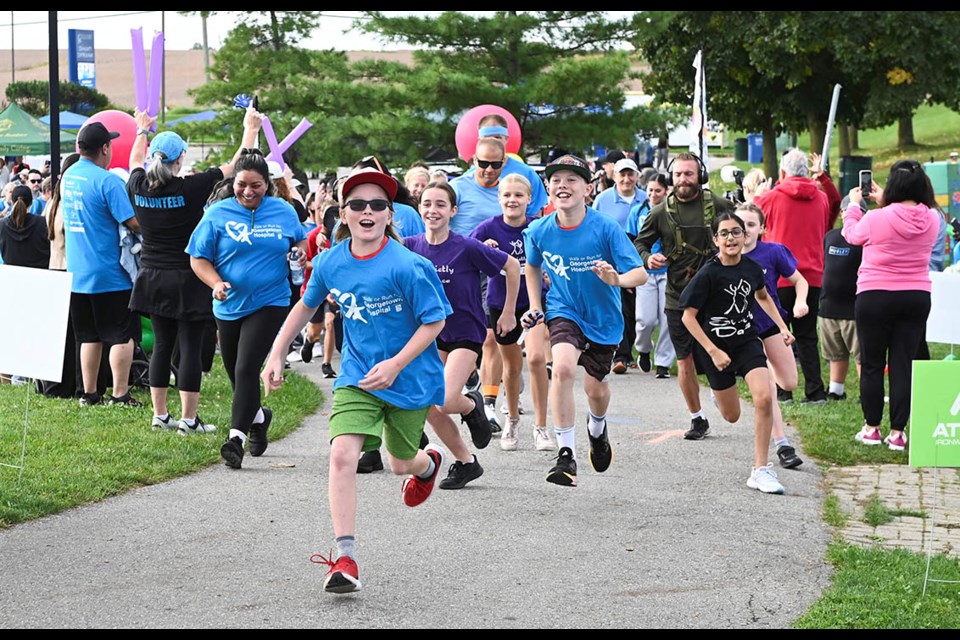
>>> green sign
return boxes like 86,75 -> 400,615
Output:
910,361 -> 960,467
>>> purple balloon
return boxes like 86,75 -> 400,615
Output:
131,29 -> 148,113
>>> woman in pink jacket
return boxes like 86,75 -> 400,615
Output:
843,160 -> 939,452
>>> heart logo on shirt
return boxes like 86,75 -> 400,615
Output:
225,221 -> 253,245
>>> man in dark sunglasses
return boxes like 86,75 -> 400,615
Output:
448,137 -> 507,236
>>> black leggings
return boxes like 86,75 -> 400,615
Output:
855,290 -> 931,431
778,286 -> 825,400
216,306 -> 289,434
149,315 -> 207,393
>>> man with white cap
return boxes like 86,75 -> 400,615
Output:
592,156 -> 647,374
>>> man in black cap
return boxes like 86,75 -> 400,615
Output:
593,150 -> 626,195
61,122 -> 143,407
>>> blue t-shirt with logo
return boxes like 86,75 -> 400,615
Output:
302,238 -> 451,410
61,157 -> 138,294
186,196 -> 306,321
524,207 -> 644,346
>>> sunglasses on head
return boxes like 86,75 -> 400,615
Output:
475,159 -> 504,170
344,199 -> 391,212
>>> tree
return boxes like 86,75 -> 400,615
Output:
356,11 -> 667,162
6,81 -> 110,117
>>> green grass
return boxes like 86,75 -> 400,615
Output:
793,542 -> 960,629
0,358 -> 323,528
823,494 -> 850,529
863,495 -> 895,528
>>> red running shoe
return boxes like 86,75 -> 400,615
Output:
311,552 -> 362,594
401,444 -> 444,507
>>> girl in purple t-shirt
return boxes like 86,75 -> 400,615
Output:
739,203 -> 810,469
404,182 -> 521,491
471,174 -> 552,452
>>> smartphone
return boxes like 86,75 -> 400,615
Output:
859,170 -> 872,199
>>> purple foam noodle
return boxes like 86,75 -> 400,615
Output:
146,31 -> 165,128
267,118 -> 313,161
261,117 -> 284,171
131,28 -> 148,113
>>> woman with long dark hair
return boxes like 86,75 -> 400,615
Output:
0,185 -> 49,269
845,160 -> 940,452
187,149 -> 308,469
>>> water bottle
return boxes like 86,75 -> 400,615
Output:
289,248 -> 304,286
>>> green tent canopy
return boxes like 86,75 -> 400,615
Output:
0,102 -> 77,155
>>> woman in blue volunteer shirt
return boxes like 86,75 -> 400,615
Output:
187,149 -> 307,469
129,107 -> 263,437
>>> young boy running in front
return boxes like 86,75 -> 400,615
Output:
522,155 -> 648,487
405,181 -> 521,490
261,168 -> 451,594
679,212 -> 796,495
471,174 -> 552,451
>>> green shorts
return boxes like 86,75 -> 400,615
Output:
329,386 -> 430,461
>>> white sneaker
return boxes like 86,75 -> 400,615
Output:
286,350 -> 302,363
501,417 -> 520,451
747,464 -> 785,495
177,416 -> 217,436
484,401 -> 501,433
151,414 -> 178,432
533,426 -> 556,451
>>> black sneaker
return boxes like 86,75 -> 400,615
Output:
461,389 -> 492,449
777,389 -> 794,404
637,352 -> 651,373
546,362 -> 553,380
300,339 -> 315,364
801,394 -> 828,406
248,407 -> 273,457
107,393 -> 143,407
684,416 -> 710,440
464,370 -> 480,393
221,436 -> 244,469
357,449 -> 384,473
321,363 -> 337,379
587,420 -> 613,473
79,392 -> 102,407
419,431 -> 430,450
547,447 -> 577,487
777,445 -> 803,469
655,366 -> 670,379
826,392 -> 847,401
438,455 -> 484,490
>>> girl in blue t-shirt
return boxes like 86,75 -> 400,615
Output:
405,181 -> 521,491
739,203 -> 810,470
470,173 -> 552,452
187,150 -> 307,470
261,168 -> 450,595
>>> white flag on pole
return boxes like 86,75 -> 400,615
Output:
690,49 -> 708,175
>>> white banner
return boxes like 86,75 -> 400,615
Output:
0,266 -> 72,382
927,271 -> 960,345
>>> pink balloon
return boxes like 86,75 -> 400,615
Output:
81,110 -> 138,171
455,105 -> 521,163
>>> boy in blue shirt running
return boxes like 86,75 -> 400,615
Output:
522,155 -> 648,487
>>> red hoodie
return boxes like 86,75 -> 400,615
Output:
754,175 -> 835,288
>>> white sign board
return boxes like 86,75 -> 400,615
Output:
0,266 -> 72,382
928,271 -> 960,345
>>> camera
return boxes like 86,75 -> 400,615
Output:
720,165 -> 746,203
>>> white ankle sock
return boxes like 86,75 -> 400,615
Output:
229,429 -> 247,443
829,381 -> 845,396
253,408 -> 265,424
554,426 -> 575,456
587,412 -> 606,438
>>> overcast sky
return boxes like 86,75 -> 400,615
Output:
1,11 -> 638,52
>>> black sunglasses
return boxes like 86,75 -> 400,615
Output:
29,179 -> 41,184
344,199 -> 391,212
475,159 -> 504,170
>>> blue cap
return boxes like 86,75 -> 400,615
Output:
148,131 -> 188,164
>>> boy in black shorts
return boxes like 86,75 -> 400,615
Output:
679,213 -> 795,495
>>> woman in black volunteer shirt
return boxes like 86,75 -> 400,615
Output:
127,107 -> 263,436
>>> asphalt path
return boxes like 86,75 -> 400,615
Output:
0,355 -> 831,628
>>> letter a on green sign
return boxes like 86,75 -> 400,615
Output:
910,361 -> 960,467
